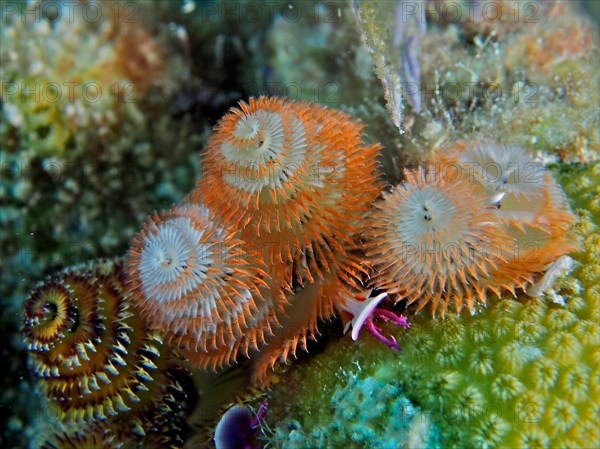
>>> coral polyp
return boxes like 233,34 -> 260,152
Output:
23,259 -> 188,447
365,166 -> 513,316
126,203 -> 281,371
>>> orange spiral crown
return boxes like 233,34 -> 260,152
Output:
365,140 -> 580,317
126,203 -> 285,373
437,140 -> 579,293
185,96 -> 384,383
193,96 -> 383,285
365,166 -> 515,316
125,97 -> 384,385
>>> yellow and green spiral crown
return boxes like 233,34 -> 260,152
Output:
23,259 -> 189,446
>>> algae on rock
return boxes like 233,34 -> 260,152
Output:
0,2 -> 204,306
262,0 -> 598,183
266,344 -> 440,449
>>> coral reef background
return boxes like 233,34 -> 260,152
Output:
1,1 -> 599,448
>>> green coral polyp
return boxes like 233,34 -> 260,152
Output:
267,162 -> 599,449
269,369 -> 441,449
395,291 -> 598,448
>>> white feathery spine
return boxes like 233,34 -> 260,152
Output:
135,205 -> 258,329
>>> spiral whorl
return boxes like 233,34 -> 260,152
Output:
365,167 -> 514,316
184,97 -> 383,383
196,96 -> 383,284
127,204 -> 282,370
23,259 -> 188,446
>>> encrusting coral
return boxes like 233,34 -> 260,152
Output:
433,0 -> 599,163
265,161 -> 599,449
385,269 -> 599,449
25,98 -> 583,446
21,95 -> 585,448
256,0 -> 598,187
11,1 -> 599,447
22,259 -> 190,448
269,282 -> 599,448
265,340 -> 441,449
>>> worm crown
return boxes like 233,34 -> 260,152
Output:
197,96 -> 383,283
440,140 -> 579,291
442,140 -> 576,230
126,203 -> 284,370
23,259 -> 187,446
365,167 -> 514,316
177,97 -> 384,383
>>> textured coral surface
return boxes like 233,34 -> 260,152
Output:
3,1 -> 599,448
266,341 -> 441,449
266,162 -> 600,449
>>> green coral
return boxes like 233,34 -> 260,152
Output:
392,286 -> 598,448
4,2 -> 599,448
267,349 -> 440,449
266,162 -> 599,448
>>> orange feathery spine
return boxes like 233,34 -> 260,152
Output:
437,140 -> 579,293
22,259 -> 188,447
126,203 -> 284,373
365,166 -> 515,316
193,96 -> 383,285
186,96 -> 383,384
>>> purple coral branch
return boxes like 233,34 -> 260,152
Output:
373,308 -> 411,327
250,401 -> 268,431
364,308 -> 410,352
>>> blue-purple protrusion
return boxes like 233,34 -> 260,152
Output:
401,35 -> 422,113
214,402 -> 268,449
394,1 -> 426,113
